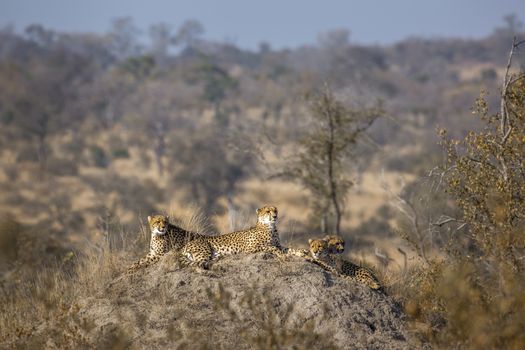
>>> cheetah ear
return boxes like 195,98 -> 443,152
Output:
166,215 -> 169,221
323,235 -> 330,240
147,216 -> 152,223
308,239 -> 313,244
256,208 -> 261,215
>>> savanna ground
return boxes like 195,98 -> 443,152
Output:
1,17 -> 525,349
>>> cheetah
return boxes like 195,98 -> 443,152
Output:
308,238 -> 382,290
285,234 -> 346,259
323,235 -> 345,254
180,206 -> 289,268
127,215 -> 200,273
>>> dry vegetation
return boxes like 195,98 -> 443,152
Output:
390,40 -> 525,348
0,16 -> 524,349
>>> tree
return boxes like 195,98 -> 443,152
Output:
172,127 -> 251,215
173,19 -> 204,50
192,57 -> 238,126
119,55 -> 155,80
148,22 -> 173,65
107,17 -> 142,60
127,80 -> 176,176
0,39 -> 93,174
24,24 -> 56,47
502,14 -> 523,36
317,29 -> 350,50
280,85 -> 383,234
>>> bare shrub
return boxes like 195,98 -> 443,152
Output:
394,39 -> 525,349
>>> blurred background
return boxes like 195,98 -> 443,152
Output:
2,1 -> 525,347
0,0 -> 524,263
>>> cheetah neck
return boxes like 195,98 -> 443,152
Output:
256,221 -> 278,236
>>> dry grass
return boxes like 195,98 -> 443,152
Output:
386,258 -> 525,349
168,204 -> 216,235
0,214 -> 131,348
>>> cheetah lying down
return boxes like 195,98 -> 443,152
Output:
180,206 -> 293,268
128,206 -> 306,273
308,238 -> 382,290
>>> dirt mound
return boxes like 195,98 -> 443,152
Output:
44,253 -> 417,349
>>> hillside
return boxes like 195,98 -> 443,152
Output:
23,253 -> 417,349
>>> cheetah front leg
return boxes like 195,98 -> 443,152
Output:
304,256 -> 343,276
260,245 -> 290,261
127,253 -> 161,274
183,256 -> 211,270
180,240 -> 214,270
285,247 -> 310,258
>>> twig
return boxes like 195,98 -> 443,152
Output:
501,38 -> 525,139
501,126 -> 513,145
432,215 -> 465,227
501,37 -> 516,136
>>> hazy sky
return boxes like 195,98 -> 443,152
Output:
1,0 -> 524,49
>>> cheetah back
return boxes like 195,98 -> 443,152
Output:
181,206 -> 286,268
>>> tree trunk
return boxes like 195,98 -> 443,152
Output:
326,110 -> 342,235
33,113 -> 50,177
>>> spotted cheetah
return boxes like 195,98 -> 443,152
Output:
323,235 -> 345,254
308,238 -> 381,290
286,234 -> 346,259
127,215 -> 200,273
180,206 -> 289,268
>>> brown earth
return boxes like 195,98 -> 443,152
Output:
32,252 -> 422,349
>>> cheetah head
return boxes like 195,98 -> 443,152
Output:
324,235 -> 345,254
148,215 -> 169,236
256,206 -> 278,225
308,238 -> 329,259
